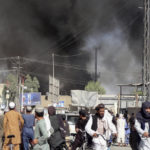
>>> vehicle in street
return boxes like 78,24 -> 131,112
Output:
65,112 -> 79,134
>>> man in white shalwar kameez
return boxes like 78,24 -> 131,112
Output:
44,109 -> 53,137
134,101 -> 150,150
117,114 -> 126,146
85,104 -> 117,150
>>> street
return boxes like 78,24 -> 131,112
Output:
111,145 -> 131,150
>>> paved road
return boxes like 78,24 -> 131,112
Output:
111,145 -> 131,150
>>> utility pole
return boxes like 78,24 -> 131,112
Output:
143,0 -> 150,101
17,56 -> 21,112
52,53 -> 55,103
95,48 -> 98,82
13,56 -> 22,112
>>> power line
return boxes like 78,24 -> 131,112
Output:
22,57 -> 88,71
54,52 -> 87,57
0,56 -> 142,75
0,69 -> 16,73
22,70 -> 87,86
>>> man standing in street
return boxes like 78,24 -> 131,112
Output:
85,103 -> 117,150
32,105 -> 50,150
134,101 -> 150,150
3,102 -> 24,150
48,106 -> 65,149
72,110 -> 89,150
117,114 -> 126,146
22,106 -> 35,150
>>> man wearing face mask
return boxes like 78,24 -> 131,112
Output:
85,103 -> 117,150
135,101 -> 150,150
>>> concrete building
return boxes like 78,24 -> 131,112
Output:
41,95 -> 71,108
98,94 -> 143,114
39,94 -> 143,115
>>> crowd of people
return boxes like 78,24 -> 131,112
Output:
0,101 -> 150,150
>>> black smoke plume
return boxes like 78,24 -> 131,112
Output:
0,0 -> 143,94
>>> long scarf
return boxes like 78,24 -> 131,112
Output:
136,101 -> 150,131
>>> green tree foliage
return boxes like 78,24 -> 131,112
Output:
32,77 -> 40,92
133,91 -> 143,96
24,74 -> 33,92
2,74 -> 40,103
2,85 -> 9,104
85,81 -> 106,94
24,74 -> 40,93
2,74 -> 18,102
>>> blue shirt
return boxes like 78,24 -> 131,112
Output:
23,114 -> 35,128
22,114 -> 35,139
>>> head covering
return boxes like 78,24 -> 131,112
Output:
61,114 -> 66,120
9,102 -> 15,109
136,101 -> 150,130
26,106 -> 32,112
119,114 -> 123,118
48,106 -> 56,116
79,109 -> 87,117
35,105 -> 44,113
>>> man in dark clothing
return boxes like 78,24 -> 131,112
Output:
62,115 -> 70,137
71,110 -> 88,150
0,108 -> 9,149
22,106 -> 35,150
0,114 -> 4,149
48,106 -> 65,150
129,113 -> 140,150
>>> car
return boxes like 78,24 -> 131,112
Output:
65,112 -> 79,134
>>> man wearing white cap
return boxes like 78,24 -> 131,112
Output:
22,106 -> 35,150
32,105 -> 50,150
3,102 -> 24,150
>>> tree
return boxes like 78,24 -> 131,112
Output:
133,90 -> 143,96
24,74 -> 40,92
24,74 -> 33,92
85,81 -> 106,94
2,74 -> 40,104
2,74 -> 18,102
32,77 -> 40,92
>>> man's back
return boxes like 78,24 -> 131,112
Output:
3,110 -> 24,144
49,115 -> 65,148
22,114 -> 34,128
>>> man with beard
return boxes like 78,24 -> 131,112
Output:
71,109 -> 88,150
85,103 -> 117,150
135,101 -> 150,150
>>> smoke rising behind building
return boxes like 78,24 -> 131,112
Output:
0,0 -> 143,94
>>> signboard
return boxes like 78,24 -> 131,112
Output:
71,90 -> 98,108
53,101 -> 64,108
57,101 -> 64,107
21,92 -> 41,106
49,75 -> 60,102
0,103 -> 6,109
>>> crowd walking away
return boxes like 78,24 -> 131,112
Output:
1,101 -> 150,150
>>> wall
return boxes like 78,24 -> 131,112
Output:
41,95 -> 71,108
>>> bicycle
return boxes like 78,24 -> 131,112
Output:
95,134 -> 112,149
55,141 -> 69,150
69,129 -> 92,150
7,135 -> 15,150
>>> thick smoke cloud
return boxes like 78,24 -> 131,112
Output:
0,0 -> 143,94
